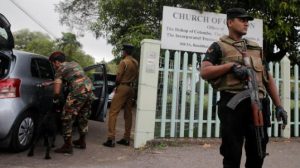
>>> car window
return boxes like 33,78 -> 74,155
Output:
85,65 -> 105,86
31,59 -> 39,78
0,28 -> 8,50
36,59 -> 54,79
31,58 -> 54,79
0,55 -> 10,79
106,74 -> 116,93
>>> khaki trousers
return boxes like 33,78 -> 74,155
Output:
107,84 -> 134,140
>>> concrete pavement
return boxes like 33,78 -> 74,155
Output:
0,112 -> 299,168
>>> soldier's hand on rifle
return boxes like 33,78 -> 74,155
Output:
275,106 -> 288,129
232,64 -> 248,80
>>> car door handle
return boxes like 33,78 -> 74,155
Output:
36,81 -> 53,88
36,83 -> 43,88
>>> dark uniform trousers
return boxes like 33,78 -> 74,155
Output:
218,92 -> 269,168
108,84 -> 135,140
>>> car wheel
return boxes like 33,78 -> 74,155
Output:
11,111 -> 35,152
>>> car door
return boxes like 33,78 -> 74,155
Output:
31,58 -> 54,112
84,64 -> 108,122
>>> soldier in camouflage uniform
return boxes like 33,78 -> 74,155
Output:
48,51 -> 95,154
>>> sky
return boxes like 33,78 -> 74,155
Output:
0,0 -> 114,62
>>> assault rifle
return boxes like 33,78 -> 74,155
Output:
226,40 -> 265,158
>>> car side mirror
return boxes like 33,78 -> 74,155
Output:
0,13 -> 11,29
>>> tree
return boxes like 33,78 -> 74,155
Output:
56,32 -> 82,58
13,29 -> 55,56
56,0 -> 300,63
69,50 -> 95,67
13,29 -> 95,67
55,32 -> 95,66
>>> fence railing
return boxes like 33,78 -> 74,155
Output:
155,50 -> 299,138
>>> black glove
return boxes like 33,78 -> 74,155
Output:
231,64 -> 248,80
275,106 -> 288,129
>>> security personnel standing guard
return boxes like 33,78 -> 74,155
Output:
200,8 -> 287,168
48,51 -> 95,154
103,44 -> 139,147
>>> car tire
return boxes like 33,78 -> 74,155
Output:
10,111 -> 35,152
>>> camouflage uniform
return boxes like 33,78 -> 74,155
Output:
55,61 -> 95,139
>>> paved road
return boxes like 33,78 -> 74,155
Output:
1,112 -> 300,168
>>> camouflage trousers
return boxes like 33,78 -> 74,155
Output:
61,93 -> 92,139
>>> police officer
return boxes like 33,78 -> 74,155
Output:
200,8 -> 288,168
103,44 -> 139,147
48,51 -> 95,154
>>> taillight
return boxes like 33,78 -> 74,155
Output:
0,78 -> 21,98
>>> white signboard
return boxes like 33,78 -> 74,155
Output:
161,6 -> 263,53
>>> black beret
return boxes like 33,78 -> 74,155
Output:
122,44 -> 134,52
226,8 -> 254,21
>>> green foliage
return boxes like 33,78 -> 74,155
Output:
106,62 -> 118,74
13,29 -> 95,67
26,38 -> 55,56
247,0 -> 300,63
13,29 -> 55,56
70,49 -> 95,67
290,99 -> 300,112
56,32 -> 81,57
55,32 -> 95,67
56,0 -> 300,63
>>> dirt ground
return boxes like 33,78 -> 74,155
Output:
1,112 -> 300,168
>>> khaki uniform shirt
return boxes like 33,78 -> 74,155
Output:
117,55 -> 138,84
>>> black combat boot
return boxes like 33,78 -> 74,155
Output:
116,138 -> 130,146
102,139 -> 115,147
54,137 -> 73,154
73,134 -> 86,149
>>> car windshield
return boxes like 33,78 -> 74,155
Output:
0,27 -> 9,50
